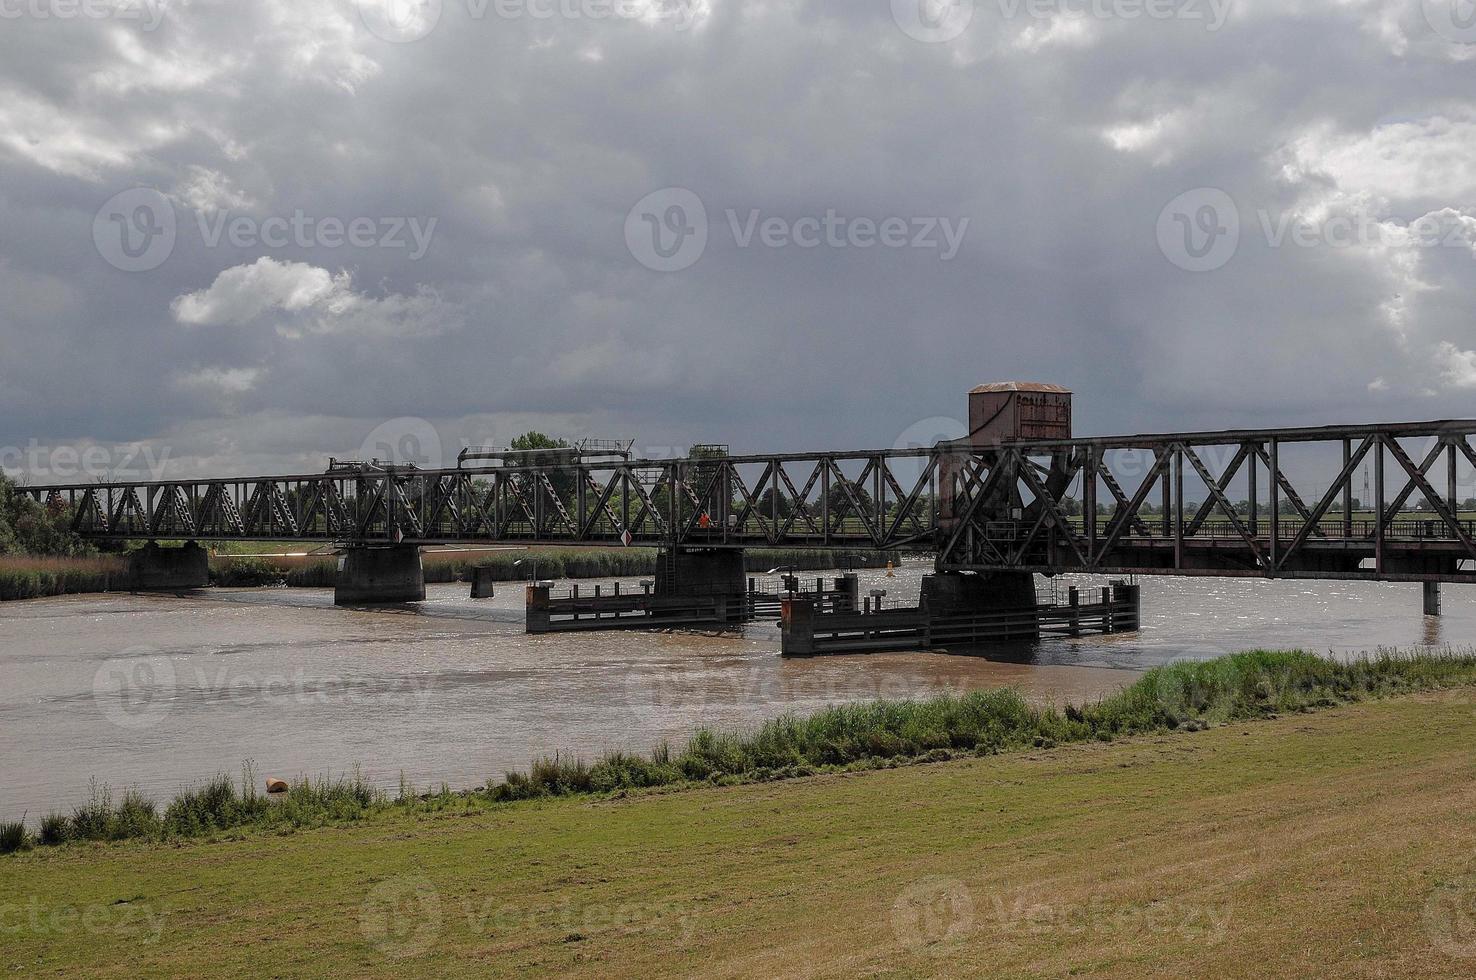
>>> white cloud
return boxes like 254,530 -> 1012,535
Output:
1438,342 -> 1476,388
171,257 -> 460,339
1282,115 -> 1476,205
172,258 -> 340,326
174,366 -> 262,393
1011,14 -> 1098,53
171,165 -> 256,213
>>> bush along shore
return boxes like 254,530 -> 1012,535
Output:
0,547 -> 901,600
3,648 -> 1474,854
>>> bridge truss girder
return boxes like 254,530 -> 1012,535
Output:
23,418 -> 1476,584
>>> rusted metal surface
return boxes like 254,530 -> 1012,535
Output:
968,381 -> 1073,445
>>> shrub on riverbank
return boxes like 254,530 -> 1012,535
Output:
0,821 -> 29,854
17,649 -> 1472,851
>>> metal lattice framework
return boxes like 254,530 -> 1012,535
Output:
22,418 -> 1476,583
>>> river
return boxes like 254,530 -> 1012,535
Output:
1,561 -> 1469,821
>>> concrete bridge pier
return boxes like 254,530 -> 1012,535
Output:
1424,581 -> 1441,616
334,545 -> 425,606
655,548 -> 747,598
920,571 -> 1041,640
129,541 -> 210,591
469,565 -> 497,599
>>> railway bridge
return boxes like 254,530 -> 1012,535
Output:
20,384 -> 1476,637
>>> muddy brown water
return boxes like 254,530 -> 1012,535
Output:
1,561 -> 1470,820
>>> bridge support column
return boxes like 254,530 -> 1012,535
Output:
129,541 -> 209,591
1108,581 -> 1141,633
526,582 -> 552,632
655,549 -> 746,598
1424,581 -> 1441,616
920,571 -> 1040,640
469,565 -> 497,599
334,545 -> 425,606
780,598 -> 818,656
833,573 -> 860,612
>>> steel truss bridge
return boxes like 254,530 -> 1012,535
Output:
22,419 -> 1476,584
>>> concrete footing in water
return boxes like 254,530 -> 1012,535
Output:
129,541 -> 210,591
469,565 -> 497,599
334,545 -> 425,606
655,548 -> 746,597
1424,581 -> 1441,616
781,572 -> 1141,656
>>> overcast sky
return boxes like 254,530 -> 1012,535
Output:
1,0 -> 1474,482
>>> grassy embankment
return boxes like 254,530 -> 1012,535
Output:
0,547 -> 893,600
4,649 -> 1474,854
4,652 -> 1476,976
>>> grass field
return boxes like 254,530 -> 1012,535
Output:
4,687 -> 1476,977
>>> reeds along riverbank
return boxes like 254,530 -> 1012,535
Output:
4,648 -> 1473,854
0,556 -> 127,600
0,547 -> 900,595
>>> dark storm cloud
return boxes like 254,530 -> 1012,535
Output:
0,0 -> 1473,481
